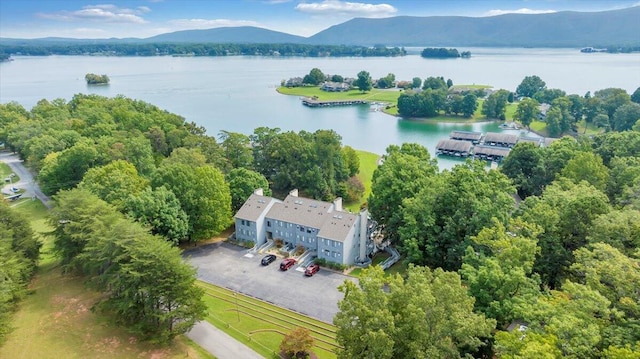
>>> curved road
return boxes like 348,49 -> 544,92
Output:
0,151 -> 51,208
0,150 -> 262,358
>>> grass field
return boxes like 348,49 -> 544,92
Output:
196,281 -> 339,359
0,199 -> 213,359
277,85 -> 402,104
0,162 -> 20,183
344,150 -> 379,212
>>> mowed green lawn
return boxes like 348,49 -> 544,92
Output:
197,281 -> 339,359
277,85 -> 402,104
345,150 -> 379,212
0,200 -> 213,359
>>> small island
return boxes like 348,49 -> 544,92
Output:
421,48 -> 471,58
85,73 -> 110,85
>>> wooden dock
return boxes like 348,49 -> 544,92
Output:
301,97 -> 368,107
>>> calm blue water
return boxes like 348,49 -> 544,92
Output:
1,48 -> 639,168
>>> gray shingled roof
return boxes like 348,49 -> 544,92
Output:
266,195 -> 333,229
484,132 -> 518,145
318,212 -> 358,242
474,145 -> 511,157
517,136 -> 542,146
436,139 -> 473,152
235,194 -> 278,222
450,130 -> 483,141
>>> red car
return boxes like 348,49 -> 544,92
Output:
279,258 -> 296,271
304,263 -> 320,276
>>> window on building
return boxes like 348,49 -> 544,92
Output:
307,228 -> 312,233
267,221 -> 271,227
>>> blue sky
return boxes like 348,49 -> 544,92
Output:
1,0 -> 639,39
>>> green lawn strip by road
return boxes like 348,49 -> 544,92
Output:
197,281 -> 338,359
0,162 -> 20,184
344,150 -> 379,212
0,199 -> 212,359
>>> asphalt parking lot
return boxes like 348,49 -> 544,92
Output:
183,242 -> 358,323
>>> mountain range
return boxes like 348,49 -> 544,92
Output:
2,6 -> 639,48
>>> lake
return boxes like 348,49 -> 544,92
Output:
1,48 -> 639,168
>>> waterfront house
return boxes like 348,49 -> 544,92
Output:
321,81 -> 350,92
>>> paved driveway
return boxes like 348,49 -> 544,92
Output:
0,151 -> 51,208
184,242 -> 357,323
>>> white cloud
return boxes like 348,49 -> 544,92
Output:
167,18 -> 261,30
484,8 -> 557,17
295,0 -> 397,18
37,4 -> 149,24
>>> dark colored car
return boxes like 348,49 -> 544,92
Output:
304,263 -> 320,277
279,258 -> 296,271
261,254 -> 276,266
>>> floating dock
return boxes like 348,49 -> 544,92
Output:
301,97 -> 368,107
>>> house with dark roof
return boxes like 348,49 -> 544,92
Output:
234,189 -> 372,265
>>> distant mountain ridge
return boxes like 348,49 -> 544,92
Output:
1,7 -> 639,48
308,7 -> 640,47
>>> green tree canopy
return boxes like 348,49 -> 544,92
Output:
482,89 -> 510,120
302,67 -> 325,85
500,142 -> 546,198
219,130 -> 253,171
517,179 -> 611,288
124,186 -> 190,245
280,327 -> 315,358
0,201 -> 40,343
460,219 -> 542,327
227,167 -> 271,212
516,75 -> 546,98
399,160 -> 515,270
559,151 -> 609,192
514,97 -> 540,129
79,160 -> 149,210
334,266 -> 495,359
612,103 -> 640,132
38,139 -> 101,195
152,163 -> 232,241
354,70 -> 372,92
368,143 -> 438,244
